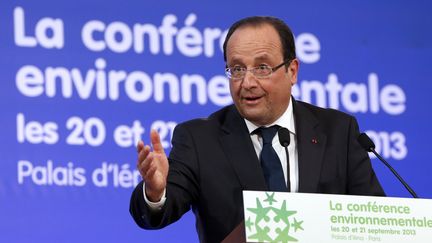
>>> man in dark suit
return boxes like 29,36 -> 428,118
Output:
130,16 -> 385,243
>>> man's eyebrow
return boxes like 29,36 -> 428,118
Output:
227,54 -> 272,65
227,57 -> 244,65
254,54 -> 272,62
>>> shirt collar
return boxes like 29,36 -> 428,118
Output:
244,97 -> 296,135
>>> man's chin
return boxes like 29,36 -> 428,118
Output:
239,110 -> 271,126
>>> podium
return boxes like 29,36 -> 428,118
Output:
222,221 -> 246,243
223,191 -> 432,243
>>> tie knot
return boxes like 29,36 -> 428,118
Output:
257,125 -> 279,145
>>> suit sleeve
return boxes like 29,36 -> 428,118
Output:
346,116 -> 385,196
129,123 -> 200,229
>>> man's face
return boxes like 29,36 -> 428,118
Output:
226,24 -> 298,126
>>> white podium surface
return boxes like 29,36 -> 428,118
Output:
243,191 -> 432,242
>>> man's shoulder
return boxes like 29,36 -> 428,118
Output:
295,100 -> 360,138
296,100 -> 354,121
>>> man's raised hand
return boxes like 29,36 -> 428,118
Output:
137,129 -> 168,202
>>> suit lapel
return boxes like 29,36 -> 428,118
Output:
293,101 -> 327,193
219,106 -> 268,191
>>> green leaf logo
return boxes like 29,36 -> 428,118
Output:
246,192 -> 304,242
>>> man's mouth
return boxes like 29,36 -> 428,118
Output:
242,95 -> 262,104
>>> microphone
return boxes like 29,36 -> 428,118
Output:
357,133 -> 418,198
278,127 -> 291,191
278,127 -> 290,147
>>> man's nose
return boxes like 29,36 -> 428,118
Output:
241,70 -> 259,89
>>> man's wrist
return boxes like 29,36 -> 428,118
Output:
143,183 -> 166,210
145,187 -> 164,202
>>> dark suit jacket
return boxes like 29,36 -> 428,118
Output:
130,99 -> 385,243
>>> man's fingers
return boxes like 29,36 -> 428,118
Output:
136,132 -> 168,190
136,140 -> 144,153
137,145 -> 151,166
140,152 -> 154,175
139,153 -> 163,175
150,129 -> 165,153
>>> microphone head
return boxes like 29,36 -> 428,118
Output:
278,127 -> 290,147
357,133 -> 376,152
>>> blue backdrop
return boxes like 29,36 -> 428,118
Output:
1,1 -> 431,242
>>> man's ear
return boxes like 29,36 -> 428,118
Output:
287,58 -> 299,85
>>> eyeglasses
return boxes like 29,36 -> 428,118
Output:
225,60 -> 292,80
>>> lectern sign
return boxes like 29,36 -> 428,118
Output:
243,191 -> 432,242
